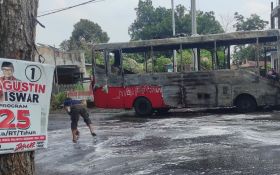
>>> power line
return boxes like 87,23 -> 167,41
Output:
39,7 -> 67,14
38,0 -> 104,17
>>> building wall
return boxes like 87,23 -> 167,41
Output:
35,45 -> 88,77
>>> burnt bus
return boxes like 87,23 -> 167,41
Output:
91,30 -> 280,116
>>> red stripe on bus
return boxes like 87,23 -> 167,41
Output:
93,85 -> 166,109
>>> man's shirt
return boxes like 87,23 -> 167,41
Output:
64,99 -> 82,107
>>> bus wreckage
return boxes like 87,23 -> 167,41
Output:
91,29 -> 280,116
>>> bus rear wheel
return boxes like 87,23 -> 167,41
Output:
235,95 -> 257,113
134,97 -> 153,116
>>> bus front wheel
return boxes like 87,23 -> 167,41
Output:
235,95 -> 257,113
134,97 -> 153,116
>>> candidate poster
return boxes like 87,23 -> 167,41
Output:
0,58 -> 54,154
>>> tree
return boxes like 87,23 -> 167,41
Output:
219,14 -> 235,33
233,12 -> 268,31
127,0 -> 223,71
197,11 -> 224,35
128,0 -> 155,40
0,1 -> 39,175
232,45 -> 258,64
60,19 -> 109,63
59,40 -> 71,51
70,19 -> 109,48
129,0 -> 223,40
232,13 -> 268,63
127,0 -> 224,71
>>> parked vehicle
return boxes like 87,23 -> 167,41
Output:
91,30 -> 280,116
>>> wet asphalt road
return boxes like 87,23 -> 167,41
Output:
36,109 -> 280,175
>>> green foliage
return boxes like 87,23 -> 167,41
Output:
129,0 -> 223,40
51,84 -> 86,110
146,58 -> 169,72
127,1 -> 224,70
59,40 -> 70,51
267,64 -> 271,69
127,1 -> 269,71
233,12 -> 268,31
60,19 -> 109,63
200,49 -> 212,58
233,45 -> 269,65
201,60 -> 212,70
176,49 -> 214,71
95,52 -> 105,65
177,50 -> 192,65
154,56 -> 172,72
217,50 -> 226,69
197,11 -> 223,35
125,53 -> 145,63
123,56 -> 144,73
86,67 -> 92,76
73,84 -> 85,91
51,92 -> 67,110
232,45 -> 256,63
117,48 -> 226,72
84,49 -> 93,64
71,19 -> 109,47
200,50 -> 212,70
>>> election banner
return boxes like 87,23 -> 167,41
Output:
0,58 -> 54,154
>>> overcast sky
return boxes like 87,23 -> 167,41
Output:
36,0 -> 274,46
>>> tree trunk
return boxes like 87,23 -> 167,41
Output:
0,0 -> 38,61
0,1 -> 39,175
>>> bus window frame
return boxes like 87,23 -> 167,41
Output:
105,49 -> 123,76
93,30 -> 280,75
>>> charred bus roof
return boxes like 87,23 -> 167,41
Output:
92,30 -> 280,53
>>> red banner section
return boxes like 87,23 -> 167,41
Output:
0,135 -> 46,143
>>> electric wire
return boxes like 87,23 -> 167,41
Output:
38,0 -> 104,17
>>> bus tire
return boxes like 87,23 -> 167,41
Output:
134,97 -> 153,116
235,95 -> 257,113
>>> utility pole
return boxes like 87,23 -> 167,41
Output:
0,1 -> 39,175
172,0 -> 177,72
191,0 -> 198,71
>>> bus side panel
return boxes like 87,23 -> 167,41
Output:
106,87 -> 125,108
231,70 -> 259,105
106,75 -> 125,108
217,84 -> 232,107
93,87 -> 126,108
93,88 -> 108,108
123,86 -> 166,109
162,86 -> 182,108
182,72 -> 216,108
184,85 -> 217,107
254,78 -> 280,106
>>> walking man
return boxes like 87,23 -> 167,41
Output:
64,97 -> 96,143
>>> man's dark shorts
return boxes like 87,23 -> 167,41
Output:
70,105 -> 92,130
